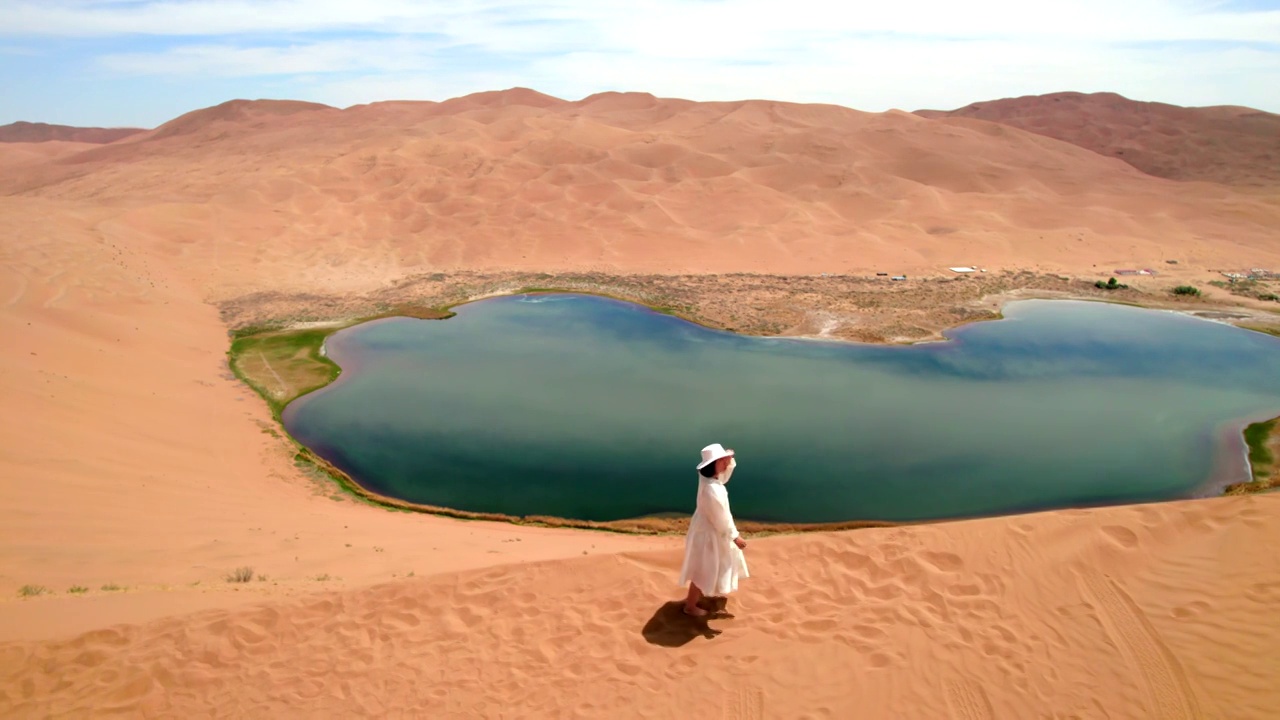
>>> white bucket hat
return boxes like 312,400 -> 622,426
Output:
696,443 -> 734,470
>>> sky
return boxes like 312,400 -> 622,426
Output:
2,0 -> 1279,128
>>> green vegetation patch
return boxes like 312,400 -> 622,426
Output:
229,328 -> 342,418
1226,417 -> 1280,495
1245,419 -> 1276,473
1094,277 -> 1128,291
228,307 -> 454,419
1209,279 -> 1280,303
1240,324 -> 1280,339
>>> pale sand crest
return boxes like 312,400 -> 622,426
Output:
1,90 -> 1278,717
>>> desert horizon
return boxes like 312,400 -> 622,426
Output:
3,80 -> 1279,718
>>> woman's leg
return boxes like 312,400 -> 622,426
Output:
684,583 -> 707,616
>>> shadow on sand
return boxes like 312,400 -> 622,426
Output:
641,598 -> 733,647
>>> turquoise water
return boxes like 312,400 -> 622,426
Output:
282,295 -> 1280,523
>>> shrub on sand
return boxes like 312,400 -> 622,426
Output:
226,566 -> 255,583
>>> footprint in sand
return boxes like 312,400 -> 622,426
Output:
1100,525 -> 1139,549
1244,581 -> 1280,603
1169,601 -> 1209,619
867,652 -> 895,668
851,623 -> 886,641
946,583 -> 982,598
920,551 -> 964,572
944,679 -> 995,720
385,609 -> 421,629
863,583 -> 902,601
798,618 -> 839,635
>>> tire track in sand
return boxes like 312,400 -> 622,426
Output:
1077,571 -> 1200,720
721,685 -> 764,720
945,679 -> 994,720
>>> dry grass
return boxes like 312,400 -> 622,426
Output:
219,269 -> 1122,346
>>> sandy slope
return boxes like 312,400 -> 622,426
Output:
917,91 -> 1280,186
1,90 -> 1279,717
3,496 -> 1277,718
0,195 -> 670,643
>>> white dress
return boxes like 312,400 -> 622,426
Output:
678,458 -> 749,596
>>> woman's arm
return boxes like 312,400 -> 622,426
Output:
703,483 -> 740,541
720,456 -> 737,484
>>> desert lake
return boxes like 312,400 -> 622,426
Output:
282,294 -> 1280,523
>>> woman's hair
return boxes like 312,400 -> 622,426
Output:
699,462 -> 719,478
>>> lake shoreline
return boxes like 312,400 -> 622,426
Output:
228,281 -> 1280,531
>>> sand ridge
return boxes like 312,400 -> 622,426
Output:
917,91 -> 1280,186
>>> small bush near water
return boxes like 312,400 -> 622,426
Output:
1095,277 -> 1128,290
1172,285 -> 1201,297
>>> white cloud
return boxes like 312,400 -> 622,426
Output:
99,38 -> 442,76
291,35 -> 1280,114
7,0 -> 1280,115
515,38 -> 1280,111
7,0 -> 1280,43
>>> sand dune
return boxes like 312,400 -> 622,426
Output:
0,121 -> 145,144
917,91 -> 1280,186
3,495 -> 1277,718
4,89 -> 1278,299
2,89 -> 1278,717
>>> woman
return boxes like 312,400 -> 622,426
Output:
678,443 -> 749,617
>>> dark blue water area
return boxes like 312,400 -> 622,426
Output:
282,295 -> 1280,523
